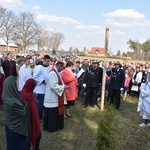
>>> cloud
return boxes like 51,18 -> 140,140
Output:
0,0 -> 23,9
114,30 -> 126,36
105,9 -> 145,19
105,9 -> 150,28
32,6 -> 41,11
75,24 -> 104,34
36,13 -> 104,35
37,13 -> 81,25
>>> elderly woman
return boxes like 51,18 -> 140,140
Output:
2,75 -> 30,150
138,72 -> 150,127
61,61 -> 77,118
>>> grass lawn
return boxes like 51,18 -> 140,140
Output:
0,96 -> 150,150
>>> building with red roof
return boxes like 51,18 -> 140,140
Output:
0,41 -> 18,53
88,47 -> 105,55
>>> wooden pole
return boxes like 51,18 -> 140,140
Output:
100,27 -> 109,111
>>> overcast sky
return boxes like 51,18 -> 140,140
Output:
0,0 -> 150,54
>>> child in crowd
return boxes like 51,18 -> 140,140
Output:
123,72 -> 131,100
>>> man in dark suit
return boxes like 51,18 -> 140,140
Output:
109,61 -> 125,110
2,52 -> 17,78
79,59 -> 89,99
83,60 -> 103,108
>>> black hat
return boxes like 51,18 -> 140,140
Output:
114,61 -> 121,65
92,60 -> 99,64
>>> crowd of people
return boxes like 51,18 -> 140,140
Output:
0,52 -> 150,149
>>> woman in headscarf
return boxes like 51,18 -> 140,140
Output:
0,59 -> 5,105
2,75 -> 30,150
138,72 -> 150,127
21,78 -> 41,150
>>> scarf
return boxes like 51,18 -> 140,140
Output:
51,68 -> 64,115
2,75 -> 30,136
134,72 -> 138,80
21,78 -> 41,149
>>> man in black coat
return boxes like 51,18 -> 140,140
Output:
83,60 -> 103,108
79,59 -> 89,99
109,61 -> 125,110
2,52 -> 17,78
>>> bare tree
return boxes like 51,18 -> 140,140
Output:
13,12 -> 40,53
0,10 -> 16,51
35,27 -> 51,51
51,32 -> 65,51
35,28 -> 65,54
35,28 -> 46,51
0,5 -> 6,28
44,33 -> 53,52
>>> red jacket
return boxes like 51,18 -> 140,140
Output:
61,68 -> 77,101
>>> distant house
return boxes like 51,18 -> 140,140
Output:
0,41 -> 18,53
88,47 -> 105,55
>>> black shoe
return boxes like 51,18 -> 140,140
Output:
116,108 -> 121,111
84,105 -> 88,108
90,104 -> 95,108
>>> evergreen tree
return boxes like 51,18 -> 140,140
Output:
52,47 -> 56,54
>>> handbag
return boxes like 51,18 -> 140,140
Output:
131,85 -> 138,91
